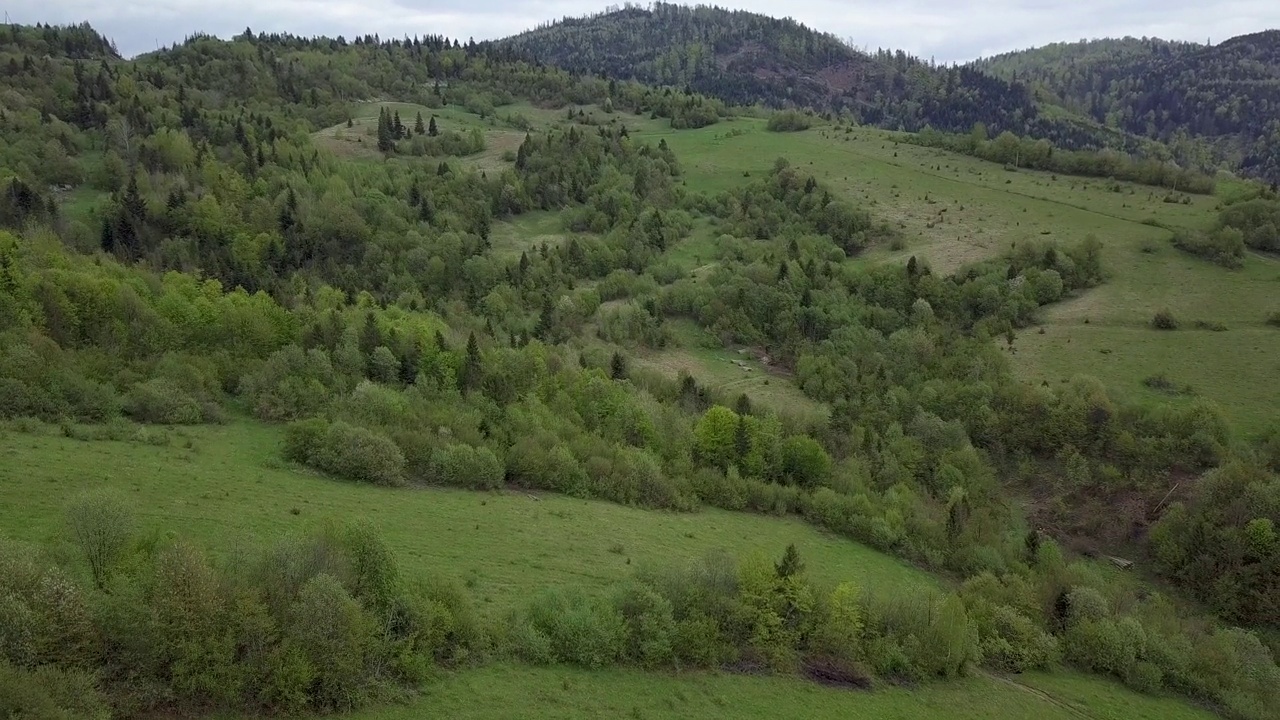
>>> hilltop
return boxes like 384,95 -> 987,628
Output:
975,31 -> 1280,182
494,3 -> 1050,137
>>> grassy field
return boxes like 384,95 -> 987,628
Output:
0,405 -> 1221,720
1014,244 -> 1280,435
489,211 -> 586,261
628,319 -> 828,424
312,101 -> 529,166
635,119 -> 1213,274
0,419 -> 929,610
343,665 -> 1217,720
626,117 -> 1278,437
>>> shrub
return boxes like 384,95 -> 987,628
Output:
506,439 -> 588,496
239,345 -> 335,421
1064,586 -> 1111,627
335,381 -> 410,427
1192,319 -> 1228,332
284,419 -> 406,486
1267,311 -> 1280,327
65,490 -> 135,590
1125,660 -> 1164,693
287,574 -> 373,710
58,375 -> 121,422
519,588 -> 625,668
0,539 -> 98,667
1064,618 -> 1137,678
780,435 -> 832,488
767,110 -> 814,132
0,662 -> 109,720
612,582 -> 676,668
1151,309 -> 1179,330
968,600 -> 1060,672
123,378 -> 208,424
283,418 -> 328,465
863,590 -> 978,680
1170,227 -> 1244,267
427,443 -> 504,490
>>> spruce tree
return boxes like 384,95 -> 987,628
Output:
775,544 -> 805,579
428,115 -> 439,137
610,352 -> 627,380
414,111 -> 425,135
458,332 -> 481,395
733,414 -> 751,462
392,110 -> 404,138
376,108 -> 394,152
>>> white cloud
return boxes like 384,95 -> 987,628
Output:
7,0 -> 1280,61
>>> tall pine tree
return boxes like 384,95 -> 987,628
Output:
458,332 -> 482,395
376,107 -> 394,152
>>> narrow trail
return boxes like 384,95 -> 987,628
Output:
976,670 -> 1099,720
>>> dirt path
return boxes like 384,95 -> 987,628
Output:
976,670 -> 1098,720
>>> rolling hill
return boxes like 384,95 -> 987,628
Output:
3,15 -> 1280,720
975,32 -> 1280,182
494,3 -> 1061,139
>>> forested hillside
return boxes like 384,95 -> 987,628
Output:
975,37 -> 1202,110
975,32 -> 1280,182
494,2 -> 1112,146
1,18 -> 1279,720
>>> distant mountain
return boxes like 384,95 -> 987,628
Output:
973,37 -> 1202,114
975,32 -> 1280,182
494,3 -> 1064,140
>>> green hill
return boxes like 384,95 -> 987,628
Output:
1,19 -> 1279,720
975,32 -> 1280,182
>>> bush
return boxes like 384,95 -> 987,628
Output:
518,588 -> 625,668
612,582 -> 676,668
0,539 -> 98,667
969,601 -> 1060,672
287,574 -> 373,710
1151,309 -> 1179,330
426,443 -> 504,490
65,490 -> 135,590
239,345 -> 335,421
1267,311 -> 1280,327
0,662 -> 109,720
123,378 -> 211,424
1171,227 -> 1244,267
863,591 -> 978,680
284,419 -> 406,486
1064,618 -> 1138,678
767,110 -> 814,132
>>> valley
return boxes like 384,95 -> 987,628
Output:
1,13 -> 1279,720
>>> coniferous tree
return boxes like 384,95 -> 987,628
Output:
428,115 -> 439,137
392,110 -> 404,138
609,351 -> 627,380
458,331 -> 481,395
376,107 -> 394,152
775,544 -> 805,579
414,111 -> 425,135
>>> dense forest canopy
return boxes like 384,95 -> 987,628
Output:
975,32 -> 1280,183
0,16 -> 1279,720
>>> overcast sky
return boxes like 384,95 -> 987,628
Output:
7,0 -> 1280,63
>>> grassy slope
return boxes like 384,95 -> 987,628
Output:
0,420 -> 930,610
1015,245 -> 1280,435
0,419 -> 1218,720
347,665 -> 1216,720
629,117 -> 1278,436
